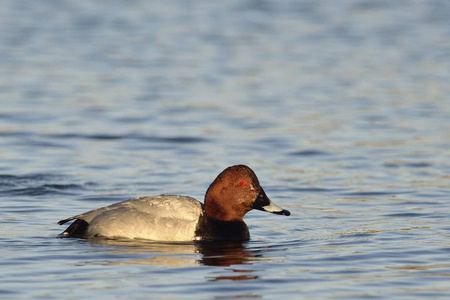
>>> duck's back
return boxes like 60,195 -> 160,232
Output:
59,195 -> 204,241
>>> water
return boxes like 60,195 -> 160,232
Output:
1,0 -> 450,298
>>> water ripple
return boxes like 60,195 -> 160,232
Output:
338,191 -> 414,197
5,184 -> 84,196
288,150 -> 332,156
46,133 -> 209,144
0,174 -> 87,196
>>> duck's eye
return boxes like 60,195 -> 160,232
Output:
239,181 -> 246,187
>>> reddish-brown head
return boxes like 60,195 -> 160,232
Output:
204,165 -> 290,221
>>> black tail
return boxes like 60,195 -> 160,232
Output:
60,219 -> 89,238
58,217 -> 74,225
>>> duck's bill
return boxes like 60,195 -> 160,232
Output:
252,190 -> 291,216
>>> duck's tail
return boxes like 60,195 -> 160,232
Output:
58,218 -> 89,238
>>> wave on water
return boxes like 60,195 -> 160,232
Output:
0,174 -> 88,196
46,133 -> 209,144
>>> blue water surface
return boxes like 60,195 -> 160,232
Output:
1,0 -> 449,298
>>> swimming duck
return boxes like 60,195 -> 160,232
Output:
58,165 -> 290,241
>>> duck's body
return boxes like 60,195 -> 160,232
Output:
59,195 -> 207,241
58,165 -> 290,242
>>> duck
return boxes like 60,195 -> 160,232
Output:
58,165 -> 290,242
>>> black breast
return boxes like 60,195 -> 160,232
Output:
194,214 -> 250,242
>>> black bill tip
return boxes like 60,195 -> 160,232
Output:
272,209 -> 291,216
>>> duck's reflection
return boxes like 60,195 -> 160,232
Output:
85,237 -> 261,269
198,241 -> 260,267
